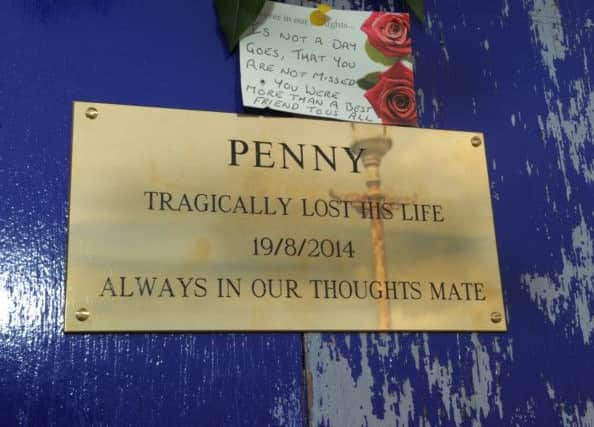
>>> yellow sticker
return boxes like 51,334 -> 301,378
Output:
309,9 -> 328,26
310,4 -> 331,26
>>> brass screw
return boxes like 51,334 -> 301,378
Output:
490,311 -> 502,323
85,107 -> 98,120
75,308 -> 90,321
471,136 -> 482,147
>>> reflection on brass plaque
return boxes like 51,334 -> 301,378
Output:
64,102 -> 506,332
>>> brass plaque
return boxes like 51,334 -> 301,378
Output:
65,102 -> 506,332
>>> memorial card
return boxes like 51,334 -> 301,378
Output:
240,1 -> 417,126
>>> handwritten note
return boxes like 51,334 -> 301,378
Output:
239,1 -> 417,126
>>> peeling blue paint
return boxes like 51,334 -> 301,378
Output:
306,0 -> 594,426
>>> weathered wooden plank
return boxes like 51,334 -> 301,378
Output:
0,2 -> 306,426
304,0 -> 594,425
2,0 -> 593,425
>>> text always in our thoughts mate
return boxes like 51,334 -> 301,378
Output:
99,276 -> 488,303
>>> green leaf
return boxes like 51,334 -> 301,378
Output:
404,0 -> 425,24
357,72 -> 381,90
214,0 -> 266,52
364,40 -> 399,66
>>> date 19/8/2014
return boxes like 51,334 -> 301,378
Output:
252,237 -> 355,258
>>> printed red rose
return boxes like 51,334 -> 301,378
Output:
364,61 -> 417,126
361,12 -> 411,57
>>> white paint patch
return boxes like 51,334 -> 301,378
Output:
422,333 -> 462,425
527,0 -> 566,86
441,45 -> 450,62
426,12 -> 433,32
502,0 -> 510,18
541,105 -> 573,200
270,381 -> 303,427
308,333 -> 507,426
0,273 -> 10,329
537,115 -> 547,146
469,334 -> 497,420
431,97 -> 440,120
397,379 -> 415,427
576,400 -> 594,426
527,1 -> 594,201
557,81 -> 594,184
546,382 -> 556,399
506,338 -> 514,362
307,334 -> 413,426
545,383 -> 594,426
510,398 -> 537,425
410,342 -> 420,369
538,78 -> 594,200
422,333 -> 504,426
522,212 -> 594,344
417,88 -> 425,117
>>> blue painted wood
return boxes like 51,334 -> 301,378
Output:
304,0 -> 594,426
2,0 -> 593,425
0,2 -> 305,426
